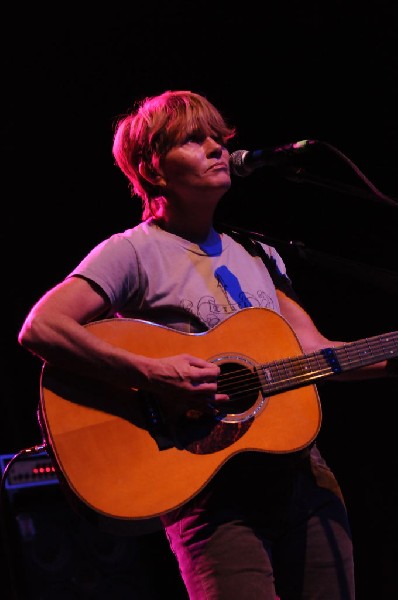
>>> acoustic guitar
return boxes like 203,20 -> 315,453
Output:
39,306 -> 397,531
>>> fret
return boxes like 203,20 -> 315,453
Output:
260,331 -> 398,396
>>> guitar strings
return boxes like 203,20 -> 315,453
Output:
217,334 -> 398,399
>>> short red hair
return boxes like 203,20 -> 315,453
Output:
112,90 -> 236,220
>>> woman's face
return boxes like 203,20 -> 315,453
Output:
159,135 -> 232,199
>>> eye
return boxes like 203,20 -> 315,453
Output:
212,134 -> 225,145
181,132 -> 206,145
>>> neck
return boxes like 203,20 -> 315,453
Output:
155,193 -> 221,243
156,189 -> 229,244
155,217 -> 216,244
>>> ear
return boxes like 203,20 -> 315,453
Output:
139,161 -> 166,187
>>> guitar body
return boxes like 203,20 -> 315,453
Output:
39,307 -> 321,528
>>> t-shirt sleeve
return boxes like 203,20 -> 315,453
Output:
67,233 -> 142,310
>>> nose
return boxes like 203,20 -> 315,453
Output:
205,137 -> 224,157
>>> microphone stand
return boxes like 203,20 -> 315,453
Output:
221,140 -> 398,293
218,222 -> 398,295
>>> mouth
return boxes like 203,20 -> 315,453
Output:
208,162 -> 229,172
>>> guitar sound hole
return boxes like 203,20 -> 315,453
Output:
217,362 -> 260,416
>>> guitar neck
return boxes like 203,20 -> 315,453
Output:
260,331 -> 398,395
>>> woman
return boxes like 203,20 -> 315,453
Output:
18,90 -> 397,599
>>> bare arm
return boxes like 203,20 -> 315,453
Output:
18,277 -> 228,407
277,291 -> 396,380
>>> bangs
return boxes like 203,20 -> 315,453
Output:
167,104 -> 233,145
146,91 -> 235,154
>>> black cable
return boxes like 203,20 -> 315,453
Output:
282,140 -> 398,208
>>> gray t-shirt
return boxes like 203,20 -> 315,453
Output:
69,219 -> 289,332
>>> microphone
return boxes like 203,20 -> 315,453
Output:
229,139 -> 317,177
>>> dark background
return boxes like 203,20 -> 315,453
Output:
1,2 -> 398,598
